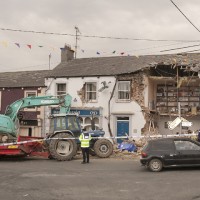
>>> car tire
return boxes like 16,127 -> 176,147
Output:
148,158 -> 163,172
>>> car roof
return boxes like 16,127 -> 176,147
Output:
148,137 -> 193,143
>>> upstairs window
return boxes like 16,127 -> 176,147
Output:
117,81 -> 130,101
0,91 -> 1,111
85,82 -> 97,102
57,83 -> 66,97
24,91 -> 37,111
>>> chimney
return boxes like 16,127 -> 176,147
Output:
61,45 -> 74,62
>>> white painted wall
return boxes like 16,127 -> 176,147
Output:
45,76 -> 146,138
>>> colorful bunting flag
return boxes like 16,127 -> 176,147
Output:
15,43 -> 20,48
27,44 -> 32,49
2,41 -> 8,47
0,40 -> 140,57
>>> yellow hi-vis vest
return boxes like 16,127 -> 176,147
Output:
79,132 -> 92,148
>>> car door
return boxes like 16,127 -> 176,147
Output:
151,139 -> 177,166
174,139 -> 200,166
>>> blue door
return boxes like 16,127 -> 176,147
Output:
117,117 -> 129,144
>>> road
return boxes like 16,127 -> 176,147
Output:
0,156 -> 200,200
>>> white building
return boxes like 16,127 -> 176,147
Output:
45,46 -> 147,141
45,46 -> 200,139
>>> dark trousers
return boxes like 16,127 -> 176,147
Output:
81,147 -> 90,163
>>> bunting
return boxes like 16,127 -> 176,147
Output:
0,40 -> 141,57
27,44 -> 32,49
15,43 -> 20,48
2,41 -> 8,47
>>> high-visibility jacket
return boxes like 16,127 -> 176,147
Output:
79,132 -> 92,148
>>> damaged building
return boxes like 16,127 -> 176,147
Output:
45,45 -> 200,139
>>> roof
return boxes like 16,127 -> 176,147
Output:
48,53 -> 200,78
0,70 -> 51,88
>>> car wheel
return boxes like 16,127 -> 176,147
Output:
148,158 -> 163,172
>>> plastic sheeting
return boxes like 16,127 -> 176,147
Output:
118,141 -> 137,152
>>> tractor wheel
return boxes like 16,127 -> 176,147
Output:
48,133 -> 77,161
93,139 -> 113,158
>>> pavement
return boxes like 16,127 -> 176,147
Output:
1,156 -> 200,200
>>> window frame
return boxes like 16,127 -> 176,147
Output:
116,81 -> 131,102
56,83 -> 67,97
85,82 -> 97,102
0,91 -> 1,111
24,90 -> 37,111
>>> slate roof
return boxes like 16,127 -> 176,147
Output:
0,70 -> 50,88
48,53 -> 200,78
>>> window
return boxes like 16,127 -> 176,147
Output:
117,81 -> 130,101
24,91 -> 37,111
56,117 -> 66,130
25,91 -> 37,98
0,91 -> 1,111
85,82 -> 97,102
174,140 -> 200,151
57,83 -> 66,97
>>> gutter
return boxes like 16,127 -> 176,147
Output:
107,76 -> 117,139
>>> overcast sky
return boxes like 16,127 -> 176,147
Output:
0,0 -> 200,72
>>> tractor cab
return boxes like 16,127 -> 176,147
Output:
49,114 -> 82,137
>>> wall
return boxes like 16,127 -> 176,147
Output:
45,75 -> 146,138
0,87 -> 46,137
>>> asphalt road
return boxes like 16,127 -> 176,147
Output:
1,156 -> 200,200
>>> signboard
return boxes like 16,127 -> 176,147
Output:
182,121 -> 193,127
51,108 -> 100,116
167,117 -> 182,130
20,120 -> 38,126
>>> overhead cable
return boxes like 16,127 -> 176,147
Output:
170,0 -> 200,33
0,27 -> 200,42
160,44 -> 200,52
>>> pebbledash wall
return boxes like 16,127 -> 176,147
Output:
44,76 -> 146,140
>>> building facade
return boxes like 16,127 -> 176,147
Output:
45,46 -> 200,139
0,70 -> 50,137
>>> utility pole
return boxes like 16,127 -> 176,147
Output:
74,26 -> 81,59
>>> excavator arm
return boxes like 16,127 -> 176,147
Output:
0,94 -> 72,137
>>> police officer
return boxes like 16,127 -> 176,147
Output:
79,132 -> 92,164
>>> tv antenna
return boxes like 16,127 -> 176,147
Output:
74,26 -> 81,59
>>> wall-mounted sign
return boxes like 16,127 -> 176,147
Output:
20,120 -> 38,126
51,108 -> 100,116
167,117 -> 182,130
182,121 -> 193,127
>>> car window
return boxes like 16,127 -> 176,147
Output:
151,140 -> 174,151
174,140 -> 200,151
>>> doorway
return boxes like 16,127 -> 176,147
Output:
117,117 -> 129,143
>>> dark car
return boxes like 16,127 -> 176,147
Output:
140,137 -> 200,172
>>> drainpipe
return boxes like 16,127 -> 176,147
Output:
108,76 -> 117,139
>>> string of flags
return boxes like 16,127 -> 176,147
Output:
0,40 -> 138,56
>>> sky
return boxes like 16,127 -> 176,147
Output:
1,0 -> 200,72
